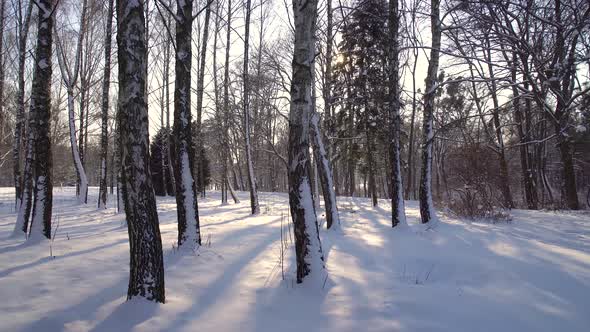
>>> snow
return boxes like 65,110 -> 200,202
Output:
0,187 -> 589,331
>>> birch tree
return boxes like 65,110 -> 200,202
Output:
117,0 -> 165,302
11,0 -> 33,236
243,0 -> 260,215
172,0 -> 201,247
418,0 -> 441,224
27,0 -> 57,241
289,0 -> 326,284
388,0 -> 406,227
310,113 -> 340,229
194,0 -> 211,198
98,0 -> 114,209
55,0 -> 90,204
223,0 -> 239,204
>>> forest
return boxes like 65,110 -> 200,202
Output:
0,0 -> 589,331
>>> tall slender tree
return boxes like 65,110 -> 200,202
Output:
11,1 -> 33,236
223,0 -> 239,204
195,0 -> 212,197
388,0 -> 406,227
55,0 -> 90,204
173,0 -> 201,247
289,0 -> 325,284
116,0 -> 165,302
27,0 -> 57,241
243,0 -> 260,215
418,0 -> 441,224
98,0 -> 115,209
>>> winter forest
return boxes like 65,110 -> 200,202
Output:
0,0 -> 589,331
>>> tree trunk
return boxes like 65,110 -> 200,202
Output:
289,0 -> 325,284
310,114 -> 340,229
243,0 -> 260,215
116,0 -> 165,303
223,0 -> 235,204
98,0 -> 114,209
12,1 -> 33,211
28,0 -> 56,241
55,0 -> 89,204
418,0 -> 440,224
510,53 -> 538,209
212,0 -> 226,204
366,128 -> 378,207
195,0 -> 212,197
484,35 -> 513,209
388,0 -> 406,227
405,9 -> 419,201
13,125 -> 34,237
174,0 -> 201,247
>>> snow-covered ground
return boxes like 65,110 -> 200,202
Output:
0,187 -> 589,332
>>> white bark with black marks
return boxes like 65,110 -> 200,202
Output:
116,0 -> 165,303
418,0 -> 440,224
289,0 -> 326,285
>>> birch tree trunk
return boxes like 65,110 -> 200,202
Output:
98,0 -> 115,209
243,0 -> 260,215
12,1 -> 32,213
55,0 -> 89,204
27,0 -> 56,241
116,0 -> 165,303
405,8 -> 419,201
289,0 -> 325,284
418,0 -> 441,224
195,0 -> 211,197
212,0 -> 225,204
310,113 -> 340,229
388,0 -> 406,227
174,0 -> 201,247
223,0 -> 239,204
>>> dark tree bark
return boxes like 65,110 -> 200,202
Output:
243,0 -> 260,215
27,0 -> 56,241
289,0 -> 325,284
509,52 -> 538,209
174,0 -> 201,247
418,0 -> 441,224
116,0 -> 165,303
366,126 -> 378,207
98,0 -> 115,209
388,0 -> 406,227
483,33 -> 514,209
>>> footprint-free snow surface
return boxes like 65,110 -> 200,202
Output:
0,187 -> 589,332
